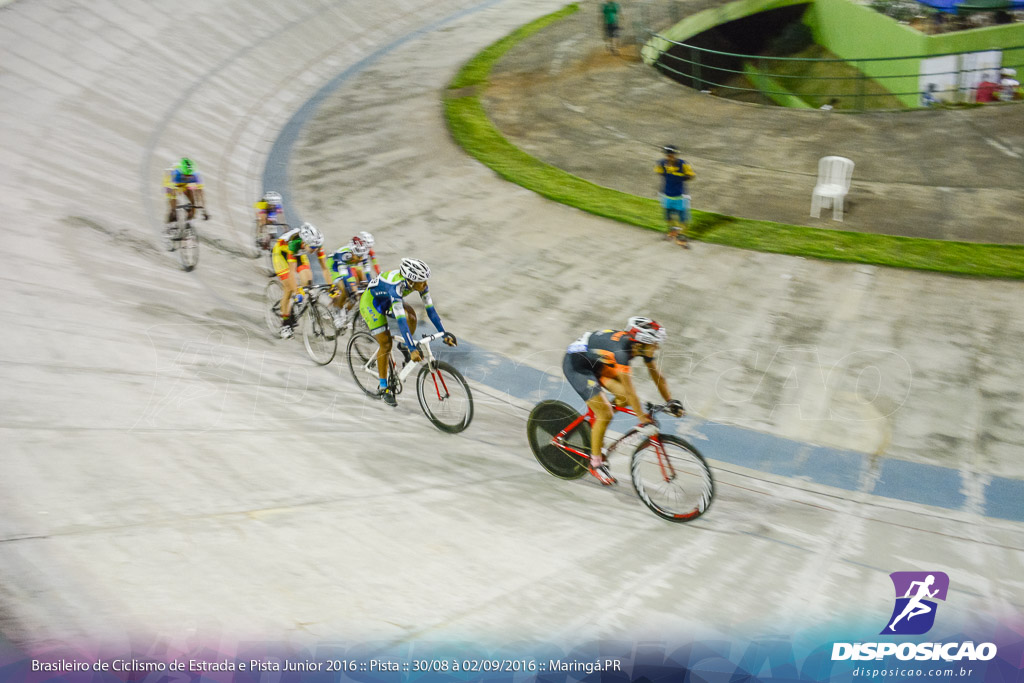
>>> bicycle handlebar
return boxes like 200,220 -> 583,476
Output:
416,331 -> 447,348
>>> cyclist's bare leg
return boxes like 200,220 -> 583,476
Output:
374,330 -> 393,381
184,189 -> 198,220
280,275 -> 296,318
586,393 -> 613,467
166,193 -> 178,223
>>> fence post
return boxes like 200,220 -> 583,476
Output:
857,61 -> 867,111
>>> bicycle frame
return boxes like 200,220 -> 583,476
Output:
551,402 -> 678,480
352,331 -> 452,399
397,332 -> 451,400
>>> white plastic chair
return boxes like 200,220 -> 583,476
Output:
810,156 -> 854,221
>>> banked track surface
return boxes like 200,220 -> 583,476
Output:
0,0 -> 1021,652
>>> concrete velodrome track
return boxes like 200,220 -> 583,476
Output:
0,0 -> 1022,656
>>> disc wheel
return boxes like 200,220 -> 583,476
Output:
526,400 -> 590,479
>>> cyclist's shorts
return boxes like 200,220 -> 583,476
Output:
331,265 -> 364,295
563,353 -> 605,402
273,252 -> 310,279
359,288 -> 391,334
661,194 -> 690,222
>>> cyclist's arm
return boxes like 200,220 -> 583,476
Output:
367,249 -> 381,275
645,359 -> 673,402
391,298 -> 416,348
316,249 -> 331,284
419,289 -> 445,333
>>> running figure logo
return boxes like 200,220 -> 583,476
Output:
881,571 -> 949,635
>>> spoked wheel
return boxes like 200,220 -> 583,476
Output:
163,225 -> 177,252
346,331 -> 385,398
252,219 -> 268,258
178,223 -> 199,271
630,435 -> 714,523
263,279 -> 284,336
302,301 -> 338,365
526,400 -> 590,480
416,361 -> 473,433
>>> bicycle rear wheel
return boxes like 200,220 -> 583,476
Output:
302,300 -> 338,365
630,435 -> 714,523
179,224 -> 199,271
416,361 -> 473,433
263,279 -> 284,335
346,331 -> 384,397
526,400 -> 590,480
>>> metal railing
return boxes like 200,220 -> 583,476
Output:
644,32 -> 1024,109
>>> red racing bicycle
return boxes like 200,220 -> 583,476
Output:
527,399 -> 714,522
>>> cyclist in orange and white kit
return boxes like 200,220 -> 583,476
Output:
562,317 -> 684,485
271,222 -> 332,339
164,157 -> 209,229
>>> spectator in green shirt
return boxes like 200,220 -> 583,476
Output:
602,1 -> 621,54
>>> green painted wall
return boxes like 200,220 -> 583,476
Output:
803,0 -> 925,106
645,0 -> 1024,106
927,24 -> 1024,64
642,0 -> 810,64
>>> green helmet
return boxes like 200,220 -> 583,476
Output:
178,157 -> 195,175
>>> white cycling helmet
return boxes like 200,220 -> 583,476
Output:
349,237 -> 369,259
626,316 -> 667,345
400,257 -> 431,282
359,231 -> 375,247
298,222 -> 323,248
263,191 -> 282,205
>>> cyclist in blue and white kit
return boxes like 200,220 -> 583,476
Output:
359,257 -> 457,406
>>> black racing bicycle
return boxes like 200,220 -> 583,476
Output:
164,202 -> 200,271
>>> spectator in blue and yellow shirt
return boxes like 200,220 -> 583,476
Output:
656,145 -> 695,248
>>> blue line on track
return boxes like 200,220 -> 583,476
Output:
261,3 -> 1024,524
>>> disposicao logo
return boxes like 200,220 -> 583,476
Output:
831,571 -> 998,662
881,571 -> 949,635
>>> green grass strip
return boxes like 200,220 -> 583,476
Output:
444,4 -> 1024,278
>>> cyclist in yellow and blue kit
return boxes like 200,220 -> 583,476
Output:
164,157 -> 209,227
655,145 -> 695,248
254,190 -> 284,238
359,258 -> 457,406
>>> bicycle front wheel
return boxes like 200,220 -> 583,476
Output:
302,301 -> 338,365
526,400 -> 590,480
416,361 -> 473,433
346,331 -> 384,397
630,435 -> 714,523
179,224 -> 199,271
